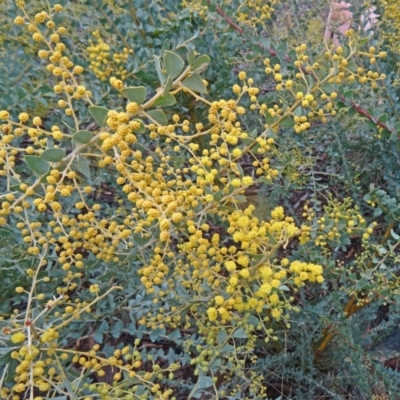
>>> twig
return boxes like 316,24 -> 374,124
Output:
207,1 -> 244,35
338,94 -> 395,134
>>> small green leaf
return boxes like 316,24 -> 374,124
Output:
10,184 -> 25,193
258,176 -> 273,185
232,328 -> 248,339
121,86 -> 146,105
133,235 -> 151,246
149,327 -> 166,342
346,60 -> 357,73
192,54 -> 211,71
110,320 -> 124,339
167,329 -> 181,341
379,113 -> 388,123
264,111 -> 275,124
197,376 -> 213,389
344,90 -> 353,99
321,82 -> 335,94
0,348 -> 17,367
182,73 -> 207,93
217,329 -> 228,345
74,156 -> 91,180
89,106 -> 109,127
280,117 -> 294,128
296,84 -> 307,94
266,128 -> 277,139
293,106 -> 302,117
25,155 -> 49,175
153,93 -> 176,107
40,171 -> 51,183
147,110 -> 168,126
163,77 -> 173,95
0,228 -> 12,238
154,55 -> 167,84
163,51 -> 185,79
40,148 -> 66,162
221,344 -> 235,354
213,190 -> 223,202
93,333 -> 103,343
187,50 -> 196,66
73,130 -> 93,144
247,315 -> 260,327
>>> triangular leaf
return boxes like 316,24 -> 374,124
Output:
232,328 -> 248,339
346,60 -> 357,73
296,84 -> 307,95
197,376 -> 213,389
73,156 -> 91,180
217,329 -> 228,345
73,130 -> 93,144
192,54 -> 211,72
133,235 -> 151,246
25,155 -> 49,175
10,184 -> 25,193
321,82 -> 335,94
153,93 -> 176,107
182,73 -> 207,93
280,117 -> 294,128
0,348 -> 17,367
379,113 -> 388,123
266,128 -> 277,139
147,110 -> 168,126
40,171 -> 51,183
89,106 -> 109,127
344,90 -> 353,99
121,86 -> 146,105
187,50 -> 196,66
264,111 -> 275,124
154,55 -> 167,85
163,51 -> 185,79
163,77 -> 173,95
40,148 -> 66,162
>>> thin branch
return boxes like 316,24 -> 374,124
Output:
207,1 -> 244,35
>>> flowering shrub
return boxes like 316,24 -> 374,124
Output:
1,0 -> 400,399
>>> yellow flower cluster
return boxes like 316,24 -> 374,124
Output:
6,337 -> 178,398
182,0 -> 280,27
87,30 -> 132,81
262,41 -> 386,133
379,0 -> 400,53
164,204 -> 321,326
300,197 -> 376,248
11,331 -> 26,344
236,0 -> 280,27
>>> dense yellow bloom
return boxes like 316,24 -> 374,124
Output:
11,332 -> 26,344
207,307 -> 218,321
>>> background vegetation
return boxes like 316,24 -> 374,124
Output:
1,0 -> 400,399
